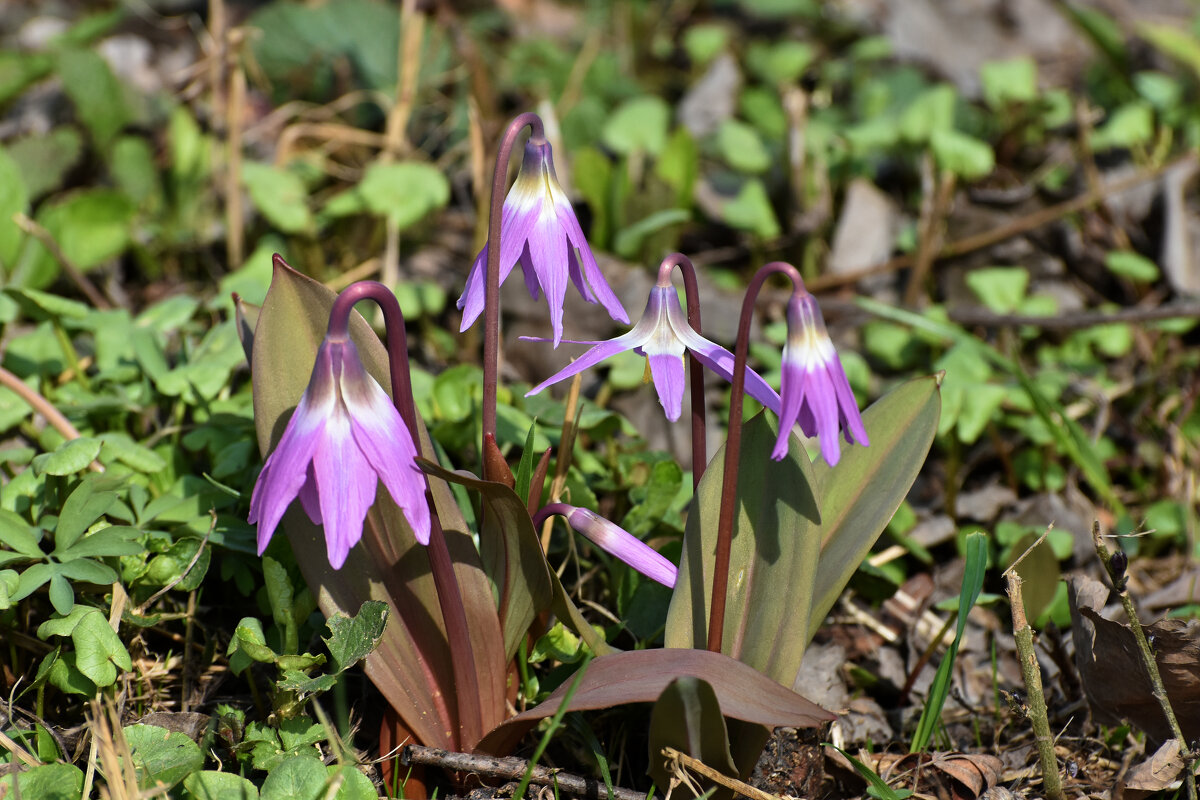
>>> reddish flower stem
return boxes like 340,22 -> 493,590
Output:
329,281 -> 484,749
481,112 -> 544,478
531,502 -> 573,529
707,262 -> 804,653
656,253 -> 708,491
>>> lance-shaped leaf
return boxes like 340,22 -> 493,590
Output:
664,410 -> 822,687
806,374 -> 941,644
249,257 -> 506,750
665,376 -> 941,690
417,460 -> 553,662
477,648 -> 833,756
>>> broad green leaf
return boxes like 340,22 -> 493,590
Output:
110,135 -> 161,207
602,96 -> 671,156
572,146 -> 613,247
183,771 -> 259,800
324,600 -> 388,673
858,297 -> 1121,513
1091,102 -> 1153,150
980,58 -> 1037,108
1137,22 -> 1200,81
6,127 -> 83,199
717,120 -> 770,174
656,127 -> 699,209
55,475 -> 119,551
682,24 -> 729,65
55,48 -> 130,151
746,40 -> 814,84
0,145 -> 28,269
613,208 -> 689,258
911,531 -> 986,752
0,509 -> 44,558
58,526 -> 143,560
478,648 -> 832,757
647,677 -> 739,794
70,607 -> 132,686
124,724 -> 206,790
58,558 -> 118,586
260,755 -> 326,800
899,85 -> 956,143
418,461 -> 553,662
228,617 -> 277,670
35,437 -> 102,476
0,569 -> 19,609
49,572 -> 74,615
17,189 -> 133,289
930,129 -> 994,179
964,266 -> 1029,314
242,162 -> 314,234
0,51 -> 54,106
665,410 -> 821,686
358,161 -> 450,230
250,256 -> 505,750
263,555 -> 298,653
326,765 -> 376,800
0,763 -> 84,800
1104,250 -> 1159,282
716,178 -> 780,239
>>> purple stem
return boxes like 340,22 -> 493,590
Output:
531,502 -> 573,530
328,281 -> 484,749
656,254 -> 708,492
707,262 -> 805,654
481,112 -> 544,478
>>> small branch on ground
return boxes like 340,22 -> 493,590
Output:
661,747 -> 781,800
0,365 -> 103,473
400,744 -> 648,800
1003,529 -> 1064,800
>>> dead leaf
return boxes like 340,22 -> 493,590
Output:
1068,574 -> 1200,743
1123,738 -> 1185,797
834,750 -> 1003,800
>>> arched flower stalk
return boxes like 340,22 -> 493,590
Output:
707,262 -> 867,653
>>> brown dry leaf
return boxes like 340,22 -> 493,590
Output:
1068,574 -> 1200,743
1123,738 -> 1185,797
867,751 -> 1003,800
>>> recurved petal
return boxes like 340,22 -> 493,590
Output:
562,208 -> 629,324
565,506 -> 677,587
341,358 -> 432,545
527,209 -> 570,347
807,364 -> 843,466
525,331 -> 643,397
311,407 -> 379,570
457,241 -> 525,332
646,352 -> 686,421
248,391 -> 328,554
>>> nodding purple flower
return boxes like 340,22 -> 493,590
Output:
457,136 -> 628,347
538,504 -> 677,588
248,335 -> 431,569
525,268 -> 781,422
775,290 -> 868,466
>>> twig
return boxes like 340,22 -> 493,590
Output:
226,42 -> 246,269
661,747 -> 779,800
401,745 -> 647,800
0,365 -> 103,473
13,214 -> 112,310
1004,568 -> 1064,800
0,729 -> 41,769
945,301 -> 1200,330
1091,520 -> 1198,800
806,157 -> 1187,292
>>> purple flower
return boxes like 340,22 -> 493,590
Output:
555,504 -> 677,588
457,137 -> 629,347
774,290 -> 868,466
248,335 -> 431,569
525,272 -> 781,422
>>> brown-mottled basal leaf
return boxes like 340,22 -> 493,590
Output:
249,256 -> 505,750
417,460 -> 552,662
476,648 -> 832,756
664,410 -> 822,688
